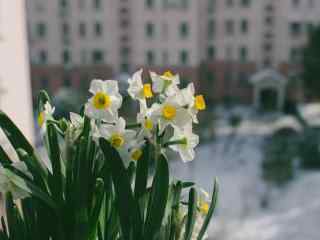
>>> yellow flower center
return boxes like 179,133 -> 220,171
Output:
38,112 -> 45,127
162,71 -> 174,79
93,92 -> 111,110
110,134 -> 125,148
195,95 -> 206,110
144,118 -> 153,130
142,84 -> 153,98
199,200 -> 209,215
162,104 -> 177,120
131,149 -> 143,161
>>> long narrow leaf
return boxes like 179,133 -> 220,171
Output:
99,138 -> 143,240
184,188 -> 197,240
144,154 -> 169,240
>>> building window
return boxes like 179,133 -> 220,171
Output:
290,22 -> 302,37
292,0 -> 300,8
79,22 -> 86,37
60,0 -> 68,8
240,19 -> 249,34
145,22 -> 155,38
39,50 -> 48,64
180,50 -> 189,65
62,50 -> 71,64
62,22 -> 70,36
120,47 -> 130,58
121,63 -> 129,73
93,0 -> 102,9
92,50 -> 104,64
145,0 -> 154,9
179,22 -> 189,39
146,50 -> 155,65
290,47 -> 302,63
94,22 -> 103,37
208,19 -> 215,40
162,50 -> 169,65
181,0 -> 189,8
36,22 -> 47,38
241,0 -> 251,7
225,19 -> 235,35
265,16 -> 274,26
226,0 -> 234,7
239,46 -> 248,62
208,0 -> 215,13
207,46 -> 215,60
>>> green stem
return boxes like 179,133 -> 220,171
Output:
126,123 -> 141,129
163,139 -> 186,148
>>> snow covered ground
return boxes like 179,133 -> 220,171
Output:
171,105 -> 320,240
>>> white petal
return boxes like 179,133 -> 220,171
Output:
104,80 -> 119,95
173,108 -> 192,129
179,148 -> 195,162
89,79 -> 104,94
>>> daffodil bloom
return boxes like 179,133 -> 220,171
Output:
38,102 -> 55,129
128,69 -> 153,102
85,79 -> 122,122
137,101 -> 155,138
177,83 -> 207,123
0,162 -> 31,200
168,125 -> 199,162
99,117 -> 136,150
150,70 -> 180,96
150,98 -> 191,133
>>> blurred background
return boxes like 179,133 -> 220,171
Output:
2,0 -> 320,239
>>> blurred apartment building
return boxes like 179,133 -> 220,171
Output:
26,0 -> 319,104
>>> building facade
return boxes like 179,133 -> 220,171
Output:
26,0 -> 319,104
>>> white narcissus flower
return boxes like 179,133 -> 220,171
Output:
0,162 -> 31,200
38,102 -> 55,129
177,83 -> 207,123
99,117 -> 136,150
137,101 -> 155,138
150,97 -> 191,133
85,79 -> 122,122
127,138 -> 145,162
150,70 -> 180,96
169,125 -> 199,162
128,69 -> 153,102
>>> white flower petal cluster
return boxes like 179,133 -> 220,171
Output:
169,124 -> 199,162
81,69 -> 206,162
99,117 -> 136,150
85,79 -> 122,122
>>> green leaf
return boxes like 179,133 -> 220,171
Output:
144,154 -> 169,240
99,138 -> 143,240
197,178 -> 219,240
0,111 -> 34,156
134,142 -> 150,199
0,145 -> 12,165
184,188 -> 197,240
89,178 -> 105,240
47,123 -> 63,203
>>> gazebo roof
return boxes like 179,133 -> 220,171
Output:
250,69 -> 288,86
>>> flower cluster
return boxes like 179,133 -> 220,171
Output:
0,69 -> 217,240
80,69 -> 206,162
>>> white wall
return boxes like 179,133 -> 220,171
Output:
0,0 -> 34,143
